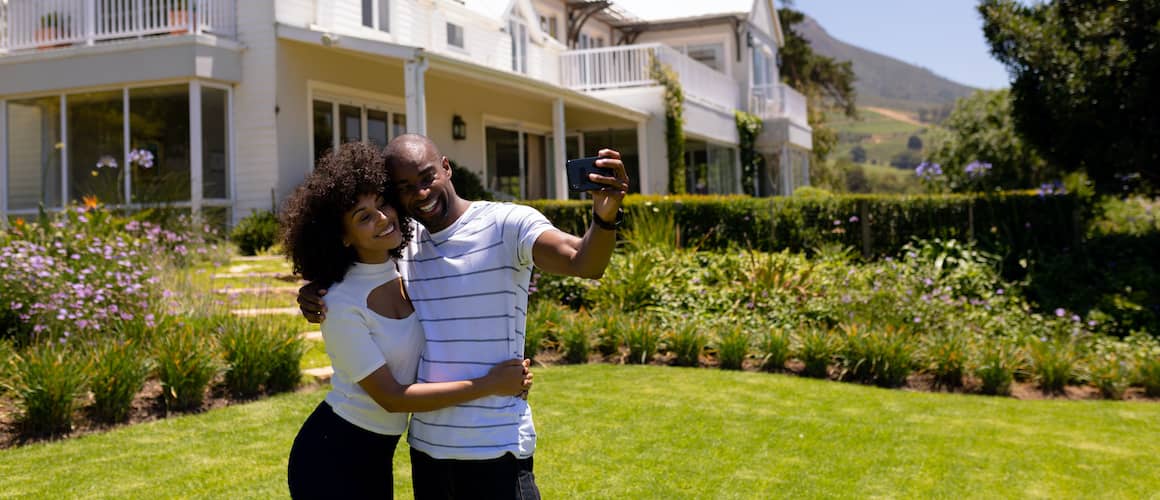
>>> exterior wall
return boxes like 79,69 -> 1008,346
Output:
683,99 -> 739,146
275,40 -> 407,196
585,86 -> 667,195
0,40 -> 243,96
633,23 -> 740,79
234,0 -> 281,221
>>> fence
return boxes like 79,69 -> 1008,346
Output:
0,0 -> 235,52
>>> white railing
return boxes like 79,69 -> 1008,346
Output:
750,83 -> 809,125
561,43 -> 741,112
0,0 -> 235,53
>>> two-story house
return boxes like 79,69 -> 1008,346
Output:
0,0 -> 811,225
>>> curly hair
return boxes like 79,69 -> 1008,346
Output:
279,142 -> 414,286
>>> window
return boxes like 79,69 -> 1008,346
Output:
446,22 -> 464,49
6,83 -> 231,213
578,33 -> 589,49
685,43 -> 724,72
539,15 -> 558,40
311,97 -> 405,164
362,0 -> 390,32
509,19 -> 528,74
752,43 -> 775,87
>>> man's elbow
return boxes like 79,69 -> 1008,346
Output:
576,268 -> 605,280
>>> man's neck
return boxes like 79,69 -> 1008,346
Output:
426,198 -> 473,233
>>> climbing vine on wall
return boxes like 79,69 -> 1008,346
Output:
735,110 -> 764,197
649,54 -> 687,194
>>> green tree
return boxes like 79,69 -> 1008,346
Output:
926,89 -> 1050,192
777,6 -> 857,189
907,135 -> 923,151
980,0 -> 1160,192
850,145 -> 866,163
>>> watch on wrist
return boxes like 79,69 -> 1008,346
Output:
592,208 -> 624,231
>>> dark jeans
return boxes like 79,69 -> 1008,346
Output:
410,448 -> 540,500
287,401 -> 400,499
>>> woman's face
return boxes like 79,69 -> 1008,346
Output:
342,193 -> 404,264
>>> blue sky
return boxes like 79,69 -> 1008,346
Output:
793,0 -> 1011,89
614,0 -> 1012,90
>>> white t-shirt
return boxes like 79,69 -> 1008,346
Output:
399,201 -> 555,460
321,260 -> 424,435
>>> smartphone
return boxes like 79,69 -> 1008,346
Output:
566,157 -> 607,192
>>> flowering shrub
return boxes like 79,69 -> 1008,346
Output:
0,204 -> 219,344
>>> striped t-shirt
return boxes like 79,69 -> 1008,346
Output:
399,201 -> 555,460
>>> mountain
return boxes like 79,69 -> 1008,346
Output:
794,15 -> 978,114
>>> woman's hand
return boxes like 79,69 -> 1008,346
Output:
481,359 -> 534,397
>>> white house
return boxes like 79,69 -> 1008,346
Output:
0,0 -> 811,225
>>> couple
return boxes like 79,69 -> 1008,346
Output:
282,134 -> 628,498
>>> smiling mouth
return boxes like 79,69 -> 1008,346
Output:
417,199 -> 439,215
376,223 -> 397,238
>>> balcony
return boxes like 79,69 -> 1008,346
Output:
0,0 -> 236,54
560,43 -> 741,113
750,83 -> 809,126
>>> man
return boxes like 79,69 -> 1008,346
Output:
299,134 -> 627,498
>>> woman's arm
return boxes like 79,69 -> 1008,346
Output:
357,359 -> 532,413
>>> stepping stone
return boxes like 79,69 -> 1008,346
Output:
213,286 -> 300,295
300,331 -> 322,341
303,366 -> 333,384
231,307 -> 301,317
212,271 -> 294,279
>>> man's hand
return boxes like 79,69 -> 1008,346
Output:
588,149 -> 629,223
298,282 -> 328,323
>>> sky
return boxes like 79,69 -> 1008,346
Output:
613,0 -> 1012,90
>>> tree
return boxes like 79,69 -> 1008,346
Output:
926,89 -> 1049,192
907,135 -> 923,151
980,0 -> 1160,192
850,145 -> 866,163
776,6 -> 857,188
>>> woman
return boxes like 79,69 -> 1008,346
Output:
281,142 -> 532,498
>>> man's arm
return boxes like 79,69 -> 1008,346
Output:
532,149 -> 627,279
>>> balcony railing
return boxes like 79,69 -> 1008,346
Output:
750,83 -> 809,126
0,0 -> 236,53
561,43 -> 741,112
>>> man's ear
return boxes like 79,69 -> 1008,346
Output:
442,156 -> 453,179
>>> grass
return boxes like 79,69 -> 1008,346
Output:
299,339 -> 329,370
826,107 -> 936,168
2,365 -> 1157,498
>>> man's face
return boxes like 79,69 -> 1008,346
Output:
389,152 -> 456,232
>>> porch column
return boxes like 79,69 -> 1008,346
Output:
190,80 -> 204,216
552,98 -> 567,199
405,57 -> 429,135
781,147 -> 792,196
636,120 -> 650,195
0,99 -> 7,228
733,146 -> 743,194
60,95 -> 68,206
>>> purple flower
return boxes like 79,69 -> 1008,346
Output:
1071,314 -> 1080,323
1054,308 -> 1066,317
915,162 -> 943,179
965,161 -> 993,178
849,215 -> 860,223
833,220 -> 842,226
996,288 -> 1005,295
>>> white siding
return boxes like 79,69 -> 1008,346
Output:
233,0 -> 280,222
276,0 -> 316,26
5,103 -> 44,210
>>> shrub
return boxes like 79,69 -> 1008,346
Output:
758,327 -> 791,372
796,327 -> 838,378
922,332 -> 968,389
1138,354 -> 1160,398
526,301 -> 568,358
666,322 -> 707,367
266,327 -> 307,394
840,324 -> 916,388
155,327 -> 219,411
559,313 -> 593,364
89,340 -> 151,424
447,159 -> 493,202
230,210 -> 278,256
594,313 -> 621,357
1025,337 -> 1081,395
974,341 -> 1020,396
216,316 -> 296,398
1087,352 -> 1132,400
621,317 -> 659,365
715,324 -> 751,371
4,343 -> 89,437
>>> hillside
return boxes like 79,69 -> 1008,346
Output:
794,15 -> 977,116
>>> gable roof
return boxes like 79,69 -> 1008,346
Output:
461,0 -> 548,42
612,0 -> 784,46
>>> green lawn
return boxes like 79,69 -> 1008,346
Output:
2,365 -> 1157,498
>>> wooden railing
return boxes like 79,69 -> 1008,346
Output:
750,83 -> 809,125
0,0 -> 235,53
561,43 -> 741,112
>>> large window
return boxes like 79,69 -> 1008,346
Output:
311,97 -> 405,164
446,22 -> 465,49
6,97 -> 63,210
486,127 -> 522,199
4,83 -> 231,214
685,139 -> 738,195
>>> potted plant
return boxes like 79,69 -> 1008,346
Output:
36,12 -> 69,49
168,0 -> 196,34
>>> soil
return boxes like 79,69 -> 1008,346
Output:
2,352 -> 1155,449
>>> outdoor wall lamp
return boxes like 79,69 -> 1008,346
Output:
452,115 -> 467,140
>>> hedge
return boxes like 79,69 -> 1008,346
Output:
520,192 -> 1080,258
